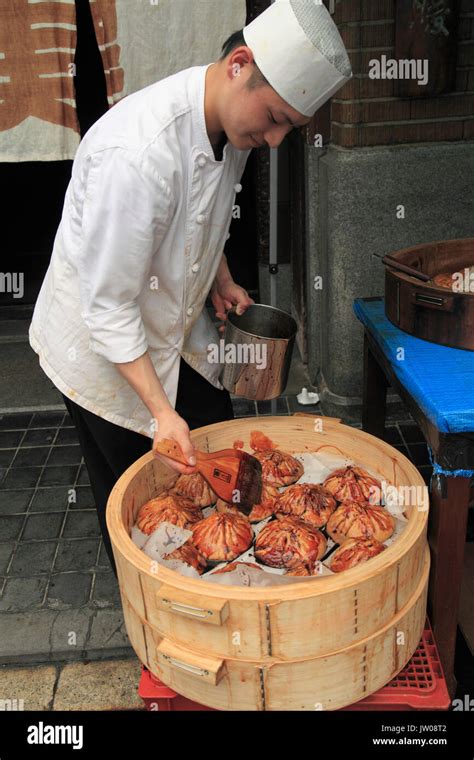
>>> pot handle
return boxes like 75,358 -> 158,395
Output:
157,638 -> 225,685
156,585 -> 229,626
411,291 -> 456,312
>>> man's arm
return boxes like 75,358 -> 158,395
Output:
77,148 -> 195,473
214,253 -> 234,289
114,352 -> 196,474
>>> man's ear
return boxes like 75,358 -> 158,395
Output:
227,46 -> 254,81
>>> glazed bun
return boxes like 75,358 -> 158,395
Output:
254,516 -> 327,569
136,491 -> 202,534
330,537 -> 386,573
192,512 -> 253,562
253,449 -> 304,486
171,472 -> 216,507
276,483 -> 337,528
323,466 -> 381,504
326,502 -> 395,544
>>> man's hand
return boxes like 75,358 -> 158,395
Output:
152,409 -> 197,475
211,254 -> 254,332
211,277 -> 254,333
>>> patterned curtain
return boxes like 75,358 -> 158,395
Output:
0,0 -> 80,160
0,0 -> 246,161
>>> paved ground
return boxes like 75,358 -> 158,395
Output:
0,659 -> 144,711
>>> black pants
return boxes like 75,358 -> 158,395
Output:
62,358 -> 234,576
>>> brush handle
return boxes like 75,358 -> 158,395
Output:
153,439 -> 194,465
154,439 -> 245,505
153,439 -> 241,465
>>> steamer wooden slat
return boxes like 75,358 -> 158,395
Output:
107,416 -> 429,709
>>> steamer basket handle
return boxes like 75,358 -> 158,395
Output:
162,657 -> 210,677
156,585 -> 229,626
157,638 -> 225,685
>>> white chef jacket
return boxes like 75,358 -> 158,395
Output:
29,64 -> 251,438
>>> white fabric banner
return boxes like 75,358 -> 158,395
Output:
91,0 -> 246,103
102,0 -> 247,102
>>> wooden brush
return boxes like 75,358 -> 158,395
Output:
153,439 -> 262,515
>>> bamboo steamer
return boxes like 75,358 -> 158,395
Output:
107,416 -> 430,710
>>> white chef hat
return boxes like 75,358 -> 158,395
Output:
242,0 -> 352,117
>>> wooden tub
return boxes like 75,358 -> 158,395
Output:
106,416 -> 430,710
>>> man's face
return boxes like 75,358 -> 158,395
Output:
220,51 -> 312,151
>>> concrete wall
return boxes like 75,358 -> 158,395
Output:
305,141 -> 474,415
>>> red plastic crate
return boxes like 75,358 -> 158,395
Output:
138,671 -> 214,711
341,619 -> 451,710
138,618 -> 451,711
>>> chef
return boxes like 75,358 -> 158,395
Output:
29,0 -> 352,575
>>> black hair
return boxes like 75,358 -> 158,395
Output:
220,28 -> 269,89
220,29 -> 246,58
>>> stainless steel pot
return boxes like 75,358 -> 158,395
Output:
219,303 -> 297,401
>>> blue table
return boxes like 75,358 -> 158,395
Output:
354,296 -> 474,696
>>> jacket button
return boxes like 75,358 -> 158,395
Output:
187,307 -> 194,316
191,263 -> 200,273
234,183 -> 242,193
196,214 -> 206,224
198,156 -> 206,167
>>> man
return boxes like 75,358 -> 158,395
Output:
29,0 -> 352,575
